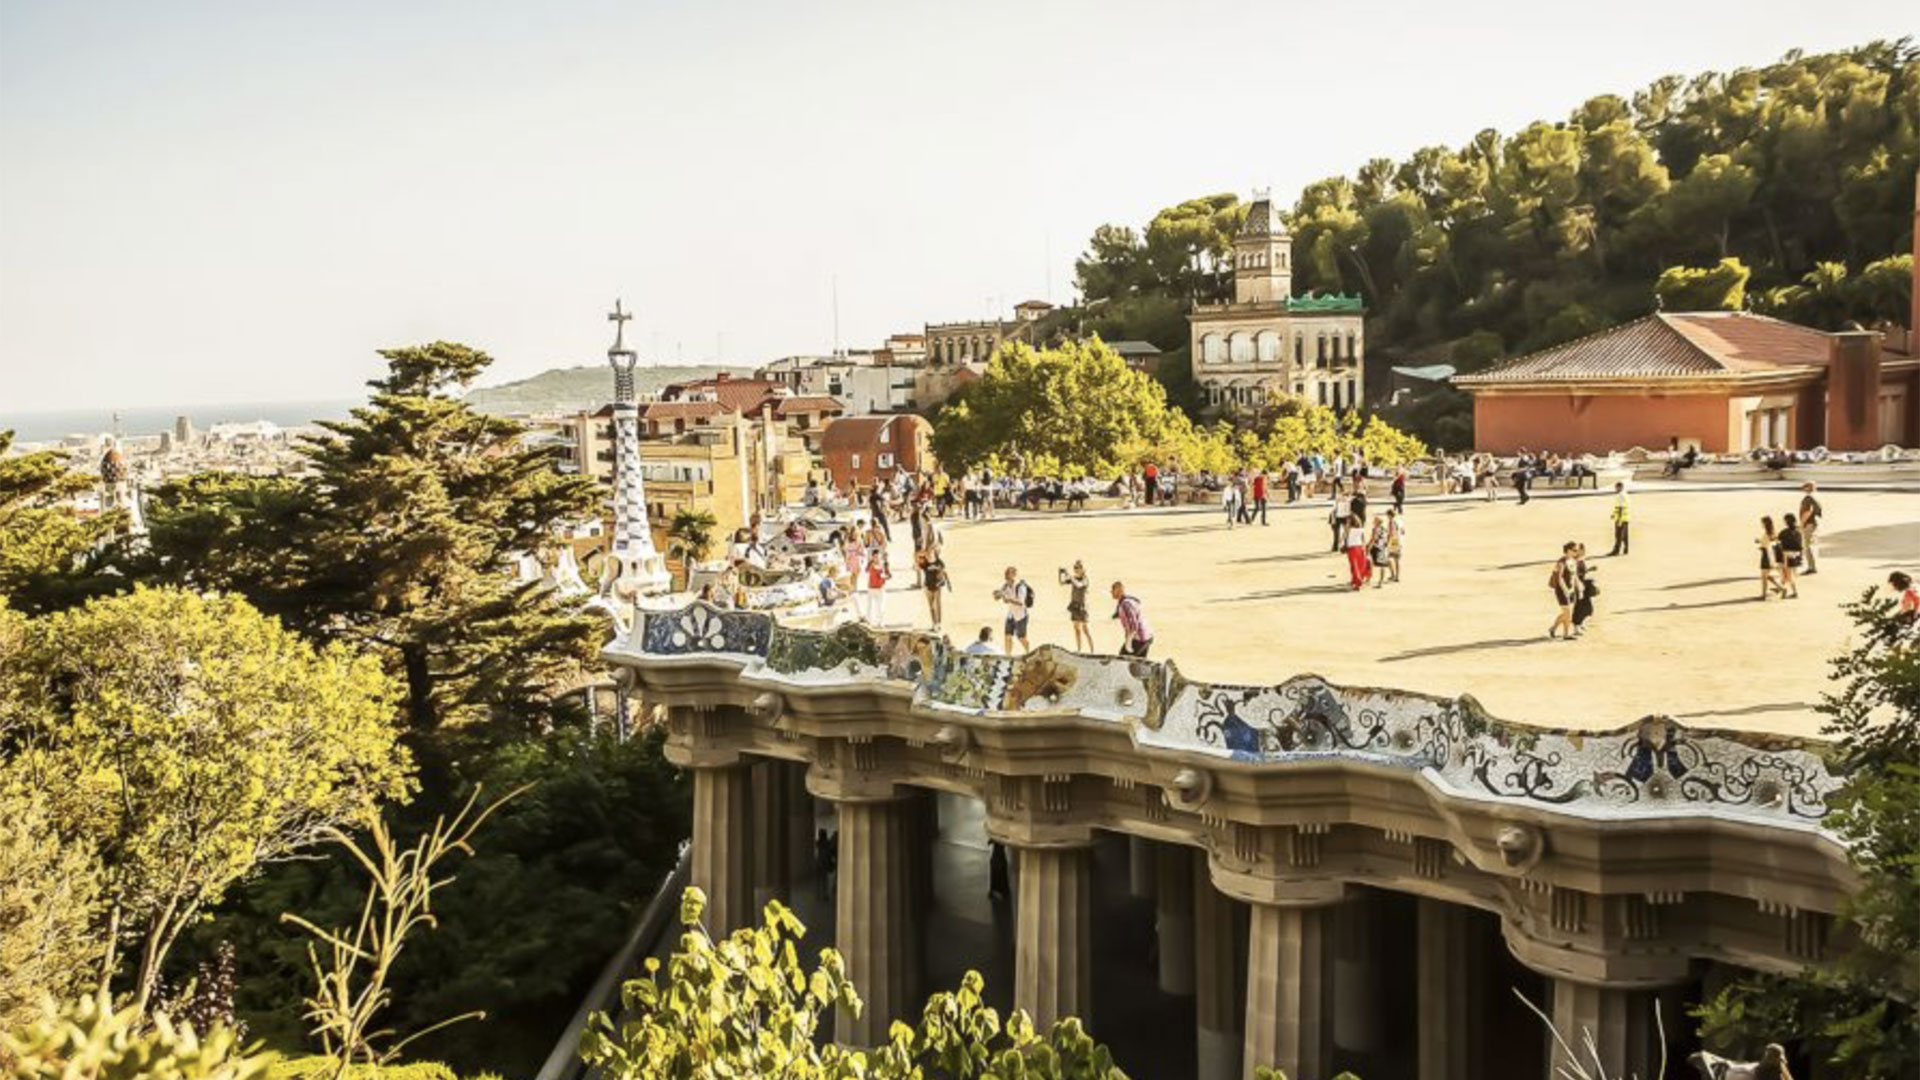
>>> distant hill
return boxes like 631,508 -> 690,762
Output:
463,364 -> 755,415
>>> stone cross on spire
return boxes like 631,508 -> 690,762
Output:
608,299 -> 633,353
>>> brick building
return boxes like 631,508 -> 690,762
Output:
1454,312 -> 1919,454
819,414 -> 935,491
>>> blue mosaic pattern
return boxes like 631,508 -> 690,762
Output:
612,605 -> 1841,828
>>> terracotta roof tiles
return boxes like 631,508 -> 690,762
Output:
1454,313 -> 1832,386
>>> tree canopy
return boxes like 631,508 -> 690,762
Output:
1074,41 -> 1918,390
1,586 -> 410,1014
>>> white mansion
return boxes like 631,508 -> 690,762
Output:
1189,194 -> 1365,413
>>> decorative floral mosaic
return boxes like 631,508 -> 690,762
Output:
613,604 -> 1841,828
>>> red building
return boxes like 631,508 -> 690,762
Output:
1454,312 -> 1918,454
819,414 -> 935,491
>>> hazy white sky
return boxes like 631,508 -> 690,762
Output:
2,0 -> 1913,411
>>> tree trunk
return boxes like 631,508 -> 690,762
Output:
403,646 -> 437,729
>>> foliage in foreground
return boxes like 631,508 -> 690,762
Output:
1697,589 -> 1920,1075
580,888 -> 1127,1080
192,726 -> 690,1078
1,990 -> 269,1080
0,585 -> 411,1018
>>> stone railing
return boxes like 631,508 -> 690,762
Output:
617,603 -> 1842,833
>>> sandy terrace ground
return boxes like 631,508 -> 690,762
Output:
860,484 -> 1918,737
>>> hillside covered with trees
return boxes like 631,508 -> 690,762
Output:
1072,40 -> 1918,435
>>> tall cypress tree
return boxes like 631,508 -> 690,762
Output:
297,343 -> 603,730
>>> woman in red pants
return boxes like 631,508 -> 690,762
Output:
1344,510 -> 1371,589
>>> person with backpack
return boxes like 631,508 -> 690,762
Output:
1111,581 -> 1154,658
994,566 -> 1034,654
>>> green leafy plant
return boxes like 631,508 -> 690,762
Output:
580,887 -> 1130,1080
1,990 -> 269,1080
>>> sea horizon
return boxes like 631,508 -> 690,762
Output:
1,399 -> 361,444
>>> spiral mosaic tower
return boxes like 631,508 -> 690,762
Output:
604,299 -> 670,599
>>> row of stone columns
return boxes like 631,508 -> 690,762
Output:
692,764 -> 1672,1078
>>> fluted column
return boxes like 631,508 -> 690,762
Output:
1156,844 -> 1196,996
1548,979 -> 1656,1080
1015,844 -> 1094,1029
1416,898 -> 1474,1080
750,760 -> 790,911
1243,902 -> 1333,1080
692,764 -> 753,935
1128,835 -> 1156,899
1195,870 -> 1243,1080
836,799 -> 912,1046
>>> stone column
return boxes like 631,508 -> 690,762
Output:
750,760 -> 790,912
1332,891 -> 1381,1056
1015,844 -> 1094,1029
1416,898 -> 1474,1080
836,799 -> 912,1046
692,764 -> 752,936
1128,835 -> 1156,900
1243,902 -> 1332,1080
1548,979 -> 1656,1080
1194,869 -> 1243,1080
785,760 -> 815,887
1156,844 -> 1196,996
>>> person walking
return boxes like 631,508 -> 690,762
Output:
1798,482 -> 1823,574
1571,542 -> 1598,634
1143,461 -> 1160,506
1514,460 -> 1532,505
1349,479 -> 1368,534
1390,468 -> 1407,515
1548,543 -> 1578,639
1223,476 -> 1242,529
1285,460 -> 1302,504
1777,511 -> 1804,599
1252,469 -> 1270,525
1384,507 -> 1405,583
1757,516 -> 1785,600
1060,561 -> 1094,652
994,566 -> 1034,654
1608,482 -> 1631,556
1111,581 -> 1154,657
1328,488 -> 1347,553
1344,510 -> 1371,590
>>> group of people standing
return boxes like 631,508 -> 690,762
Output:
978,563 -> 1154,659
1755,482 -> 1823,601
1327,479 -> 1407,590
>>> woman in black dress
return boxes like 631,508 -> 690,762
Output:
1571,542 -> 1597,635
1757,516 -> 1784,600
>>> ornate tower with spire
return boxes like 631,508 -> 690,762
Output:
1232,189 -> 1292,305
603,300 -> 671,600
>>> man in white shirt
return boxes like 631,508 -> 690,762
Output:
993,566 -> 1034,654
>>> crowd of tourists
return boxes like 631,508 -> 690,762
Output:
707,444 -> 1915,666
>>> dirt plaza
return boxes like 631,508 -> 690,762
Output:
882,484 -> 1919,737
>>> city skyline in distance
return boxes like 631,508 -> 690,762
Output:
2,0 -> 1913,412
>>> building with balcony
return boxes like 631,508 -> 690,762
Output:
1189,194 -> 1366,414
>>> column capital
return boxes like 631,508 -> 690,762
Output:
1210,858 -> 1348,908
1501,916 -> 1693,988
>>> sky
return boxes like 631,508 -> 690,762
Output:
2,0 -> 1914,412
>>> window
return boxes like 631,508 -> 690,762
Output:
878,452 -> 894,469
1317,382 -> 1327,405
880,425 -> 891,445
851,453 -> 861,469
1294,335 -> 1303,367
1256,330 -> 1280,365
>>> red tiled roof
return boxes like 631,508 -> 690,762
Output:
773,395 -> 844,416
662,376 -> 784,412
639,401 -> 726,420
1454,313 -> 1832,386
